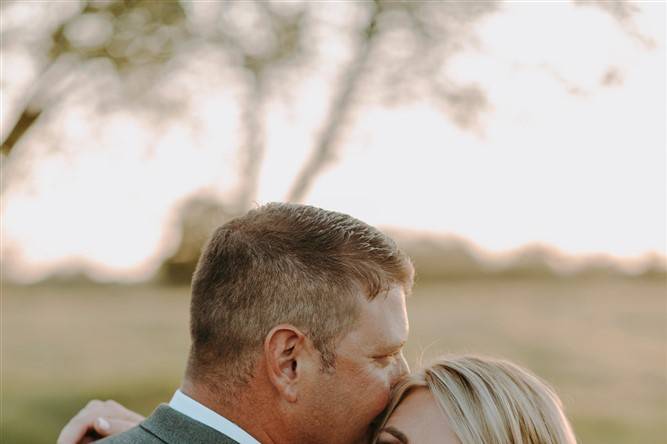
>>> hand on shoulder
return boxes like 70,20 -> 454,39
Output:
57,399 -> 144,444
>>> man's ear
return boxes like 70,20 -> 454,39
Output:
264,325 -> 308,403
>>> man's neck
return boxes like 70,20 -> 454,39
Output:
180,379 -> 284,444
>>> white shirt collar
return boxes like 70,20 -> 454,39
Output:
169,390 -> 260,444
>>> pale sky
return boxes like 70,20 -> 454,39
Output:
1,1 -> 665,282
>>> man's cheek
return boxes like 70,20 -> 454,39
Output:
364,377 -> 392,417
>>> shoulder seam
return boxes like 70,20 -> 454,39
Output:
140,423 -> 169,443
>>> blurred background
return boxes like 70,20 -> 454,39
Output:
1,1 -> 665,443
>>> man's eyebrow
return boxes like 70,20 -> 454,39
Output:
381,426 -> 410,444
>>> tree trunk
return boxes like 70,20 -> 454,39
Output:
286,2 -> 381,203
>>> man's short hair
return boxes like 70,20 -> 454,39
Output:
186,203 -> 414,394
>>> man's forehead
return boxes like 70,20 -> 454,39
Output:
364,285 -> 408,316
357,285 -> 409,343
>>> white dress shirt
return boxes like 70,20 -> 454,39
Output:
169,390 -> 260,444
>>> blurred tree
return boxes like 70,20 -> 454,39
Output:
159,195 -> 233,284
287,0 -> 498,202
1,0 -> 498,206
1,0 -> 189,155
0,0 -> 647,282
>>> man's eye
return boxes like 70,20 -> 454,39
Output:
374,351 -> 398,364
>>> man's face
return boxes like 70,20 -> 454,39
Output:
298,284 -> 410,444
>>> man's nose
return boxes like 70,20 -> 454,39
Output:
398,352 -> 409,376
391,352 -> 410,386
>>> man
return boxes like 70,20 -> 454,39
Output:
58,203 -> 414,444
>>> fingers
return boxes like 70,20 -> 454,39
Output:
57,399 -> 145,444
57,400 -> 104,444
93,417 -> 138,436
95,400 -> 145,423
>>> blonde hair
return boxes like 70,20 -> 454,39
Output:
375,355 -> 577,444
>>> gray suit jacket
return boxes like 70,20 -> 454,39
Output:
98,404 -> 240,444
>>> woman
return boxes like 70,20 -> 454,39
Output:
58,355 -> 577,444
374,355 -> 577,444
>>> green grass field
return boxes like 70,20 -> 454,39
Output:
3,277 -> 666,443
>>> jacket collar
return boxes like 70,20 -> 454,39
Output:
141,404 -> 240,444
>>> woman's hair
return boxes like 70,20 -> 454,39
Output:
375,355 -> 577,444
